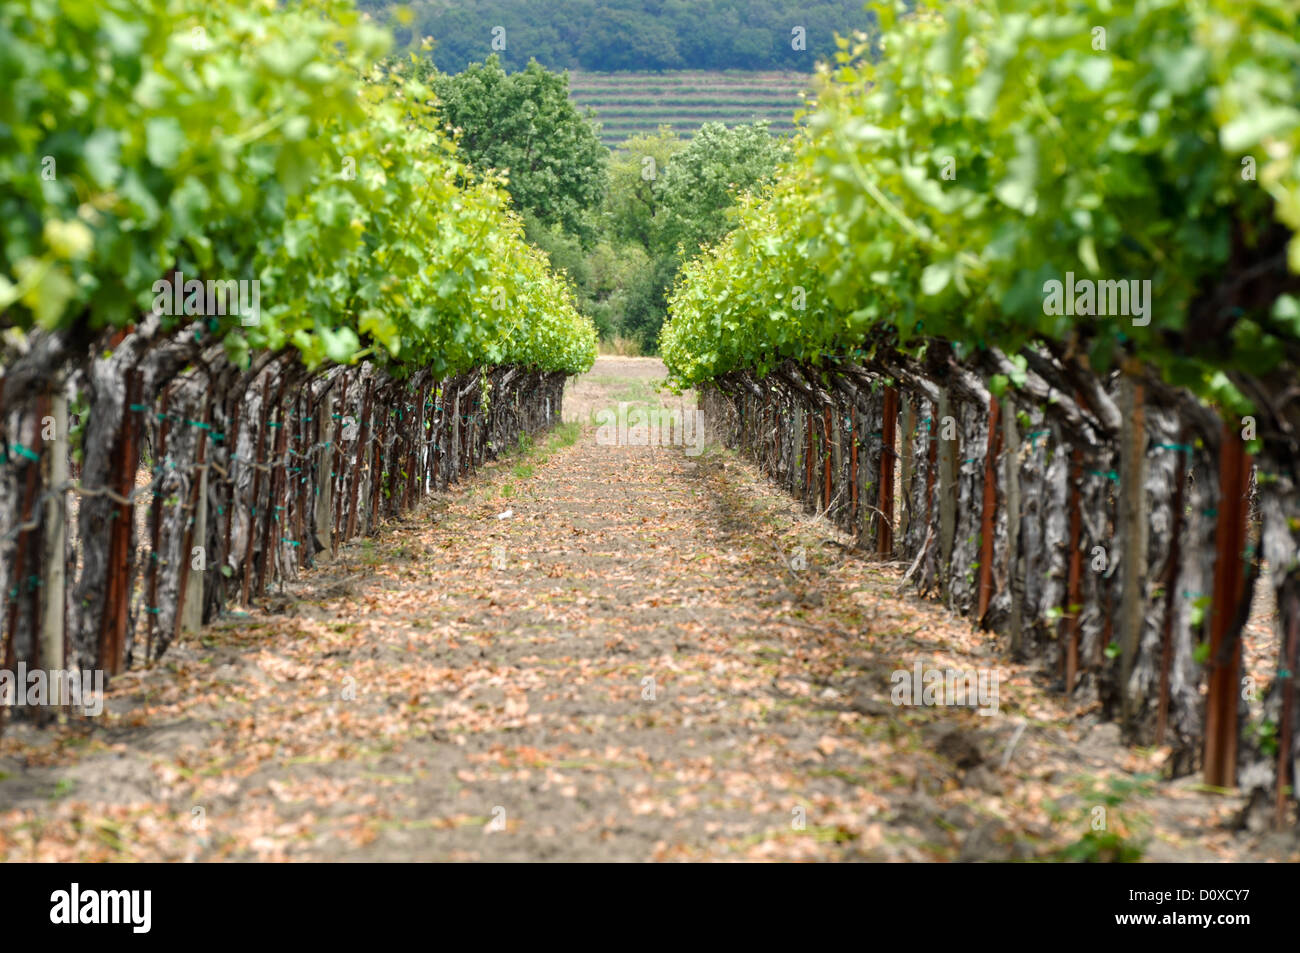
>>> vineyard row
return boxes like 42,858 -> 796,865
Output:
701,347 -> 1294,829
0,315 -> 569,733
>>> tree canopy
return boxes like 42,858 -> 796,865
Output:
367,0 -> 877,73
432,56 -> 609,242
650,122 -> 790,263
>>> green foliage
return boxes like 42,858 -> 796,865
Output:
432,56 -> 608,242
662,163 -> 835,381
606,127 -> 685,250
1055,829 -> 1145,863
582,241 -> 659,342
1190,595 -> 1213,629
661,0 -> 1300,406
1050,775 -> 1154,862
651,122 -> 789,262
1249,718 -> 1279,757
0,0 -> 597,377
597,121 -> 787,349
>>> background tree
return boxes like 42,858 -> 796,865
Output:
605,127 -> 685,251
433,56 -> 608,241
599,122 -> 788,349
651,121 -> 789,262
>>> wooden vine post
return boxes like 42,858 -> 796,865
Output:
878,386 -> 899,556
430,382 -> 441,493
764,397 -> 774,478
407,382 -> 425,510
1118,378 -> 1148,729
30,399 -> 48,696
8,400 -> 46,695
176,394 -> 211,638
221,395 -> 242,581
369,396 -> 388,532
290,393 -> 305,553
345,377 -> 372,542
822,405 -> 832,512
804,405 -> 814,507
936,390 -> 957,592
329,372 -> 349,554
100,370 -> 143,675
1002,401 -> 1024,656
40,388 -> 69,679
146,389 -> 171,662
450,388 -> 460,486
256,396 -> 288,598
899,397 -> 915,544
976,392 -> 1001,624
1155,439 -> 1189,743
241,377 -> 271,606
849,404 -> 859,527
925,407 -> 937,530
1204,421 -> 1252,788
1062,447 -> 1084,691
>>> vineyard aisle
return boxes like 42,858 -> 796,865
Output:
1,359 -> 1292,863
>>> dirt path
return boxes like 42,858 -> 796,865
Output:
1,359 -> 1296,861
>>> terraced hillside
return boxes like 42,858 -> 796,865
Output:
567,71 -> 810,145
